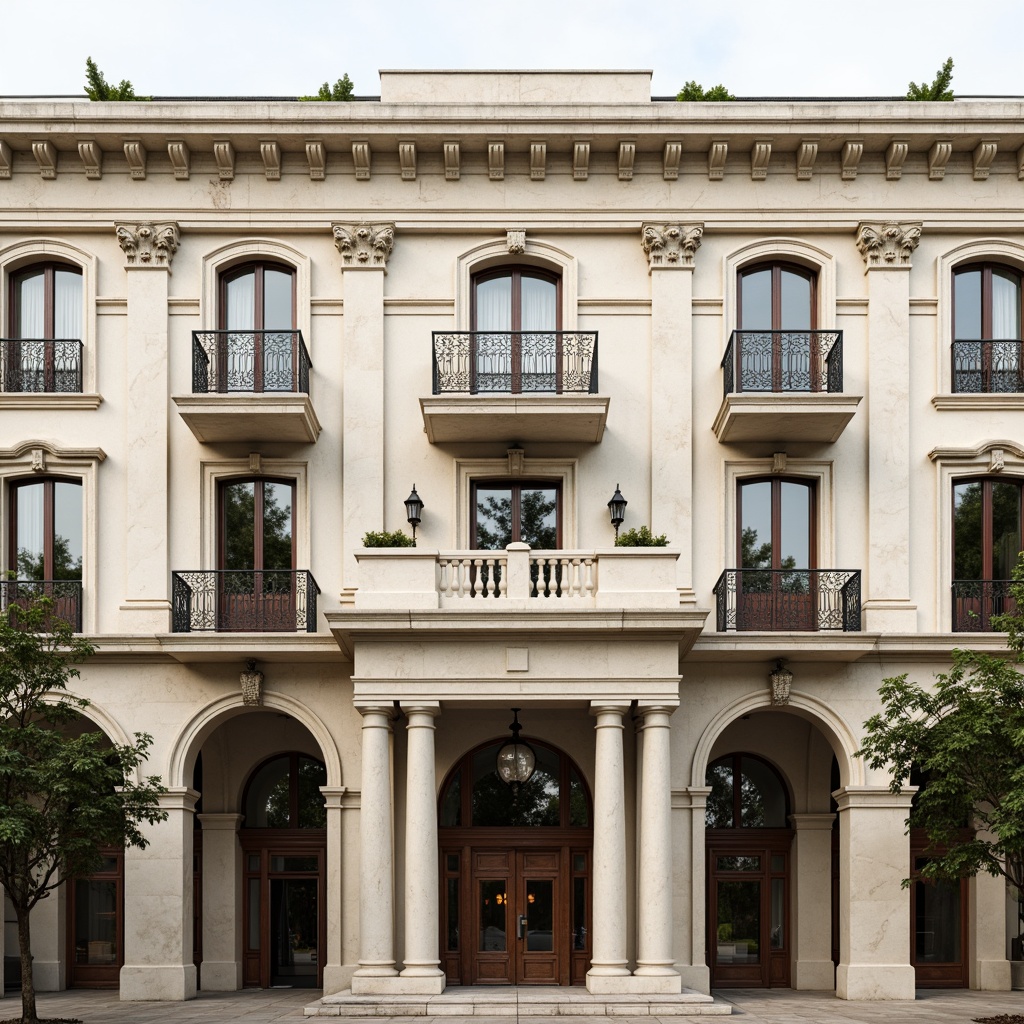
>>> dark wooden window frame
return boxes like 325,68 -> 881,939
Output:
737,261 -> 817,332
241,751 -> 325,830
8,476 -> 83,579
471,479 -> 563,550
737,477 -> 817,571
9,262 -> 83,339
66,847 -> 124,989
218,477 -> 296,572
952,476 -> 1024,582
471,266 -> 562,332
218,262 -> 297,332
952,262 -> 1024,341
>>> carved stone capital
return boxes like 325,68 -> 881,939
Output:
332,222 -> 395,270
855,221 -> 921,269
115,222 -> 180,268
641,222 -> 703,269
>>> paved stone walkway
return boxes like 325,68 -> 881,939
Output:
1,987 -> 1022,1023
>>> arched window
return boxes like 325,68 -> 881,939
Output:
705,753 -> 789,829
952,263 -> 1023,393
242,753 -> 327,829
4,263 -> 83,392
952,477 -> 1023,630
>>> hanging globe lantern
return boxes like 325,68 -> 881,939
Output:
495,707 -> 536,792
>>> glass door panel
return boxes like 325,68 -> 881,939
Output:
716,880 -> 761,966
269,878 -> 319,987
524,879 -> 553,951
479,880 -> 508,952
911,854 -> 968,987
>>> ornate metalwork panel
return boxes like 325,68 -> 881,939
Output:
0,340 -> 83,393
171,570 -> 320,632
713,569 -> 861,631
951,340 -> 1024,393
0,579 -> 82,632
721,331 -> 842,396
951,579 -> 1015,631
192,331 -> 311,394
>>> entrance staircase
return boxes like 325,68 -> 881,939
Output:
305,985 -> 733,1016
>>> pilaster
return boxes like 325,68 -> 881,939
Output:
319,787 -> 348,995
197,813 -> 243,991
855,221 -> 920,632
643,223 -> 702,606
969,823 -> 1012,990
672,786 -> 711,994
116,221 -> 179,632
789,813 -> 836,990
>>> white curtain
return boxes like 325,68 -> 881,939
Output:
991,271 -> 1020,339
520,277 -> 556,332
16,484 -> 44,578
475,276 -> 511,332
54,270 -> 82,338
15,272 -> 44,338
226,273 -> 256,331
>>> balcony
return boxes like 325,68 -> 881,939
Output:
952,579 -> 1016,631
0,579 -> 82,632
952,340 -> 1023,394
173,331 -> 321,443
712,330 -> 861,443
713,569 -> 862,632
420,331 -> 609,443
1,339 -> 82,393
171,570 -> 320,633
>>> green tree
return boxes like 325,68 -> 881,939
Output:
0,596 -> 166,1024
300,74 -> 355,101
858,554 -> 1024,904
84,56 -> 149,101
676,80 -> 734,101
907,57 -> 954,100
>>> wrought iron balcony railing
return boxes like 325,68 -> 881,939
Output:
721,330 -> 843,396
0,579 -> 83,632
192,331 -> 311,394
952,579 -> 1016,631
0,339 -> 83,393
713,568 -> 861,632
431,331 -> 598,394
171,570 -> 320,633
951,340 -> 1023,393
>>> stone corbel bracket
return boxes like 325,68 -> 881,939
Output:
115,221 -> 181,268
641,222 -> 703,269
855,221 -> 922,268
332,222 -> 396,270
78,141 -> 103,180
0,140 -> 11,179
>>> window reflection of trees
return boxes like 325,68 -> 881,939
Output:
705,755 -> 788,829
475,487 -> 558,550
243,754 -> 326,828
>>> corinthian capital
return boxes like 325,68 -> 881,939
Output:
115,222 -> 180,268
332,222 -> 395,270
855,221 -> 922,268
641,222 -> 703,269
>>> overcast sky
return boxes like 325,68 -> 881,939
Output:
1,0 -> 1020,99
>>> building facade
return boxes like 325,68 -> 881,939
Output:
0,71 -> 1022,1006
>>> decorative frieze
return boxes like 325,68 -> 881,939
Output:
123,140 -> 147,180
168,142 -> 191,180
332,222 -> 395,269
708,141 -> 728,181
32,141 -> 57,179
641,222 -> 703,269
488,142 -> 504,181
78,141 -> 102,179
507,230 -> 526,255
796,140 -> 818,181
213,141 -> 235,181
444,142 -> 460,180
885,140 -> 908,180
259,141 -> 279,181
840,141 -> 863,180
928,141 -> 952,180
399,142 -> 416,180
115,222 -> 180,268
855,221 -> 922,268
750,140 -> 772,181
573,142 -> 590,181
530,142 -> 546,181
352,142 -> 371,180
305,141 -> 326,181
662,142 -> 681,181
617,141 -> 635,180
973,140 -> 998,180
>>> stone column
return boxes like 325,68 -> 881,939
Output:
587,702 -> 631,992
121,788 -> 198,1001
855,222 -> 921,632
674,786 -> 711,993
115,222 -> 179,632
634,705 -> 680,991
334,223 -> 395,592
320,787 -> 348,995
351,705 -> 398,992
400,704 -> 445,991
834,787 -> 915,1000
197,813 -> 242,991
643,224 -> 702,606
969,822 -> 1012,990
790,813 -> 836,990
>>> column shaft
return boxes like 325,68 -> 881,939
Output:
790,813 -> 836,990
197,813 -> 243,991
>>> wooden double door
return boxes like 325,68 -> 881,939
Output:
442,843 -> 591,986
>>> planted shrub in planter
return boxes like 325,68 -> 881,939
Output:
362,529 -> 415,548
615,526 -> 668,547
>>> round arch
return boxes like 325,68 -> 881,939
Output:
690,688 -> 863,790
166,690 -> 343,790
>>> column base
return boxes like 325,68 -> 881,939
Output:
120,964 -> 197,1001
352,973 -> 445,995
31,960 -> 64,992
792,958 -> 836,990
675,964 -> 710,994
118,600 -> 172,632
322,964 -> 356,996
861,601 -> 917,632
198,960 -> 241,991
836,963 -> 915,1000
973,959 -> 1012,991
587,972 -> 681,994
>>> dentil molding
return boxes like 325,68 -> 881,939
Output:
641,223 -> 703,269
855,221 -> 921,268
115,222 -> 180,268
332,222 -> 396,269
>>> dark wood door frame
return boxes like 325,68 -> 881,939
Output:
910,832 -> 970,988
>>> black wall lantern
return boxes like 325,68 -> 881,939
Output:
495,707 -> 536,792
404,484 -> 423,544
607,484 -> 627,538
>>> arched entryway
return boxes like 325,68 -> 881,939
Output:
438,738 -> 592,986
